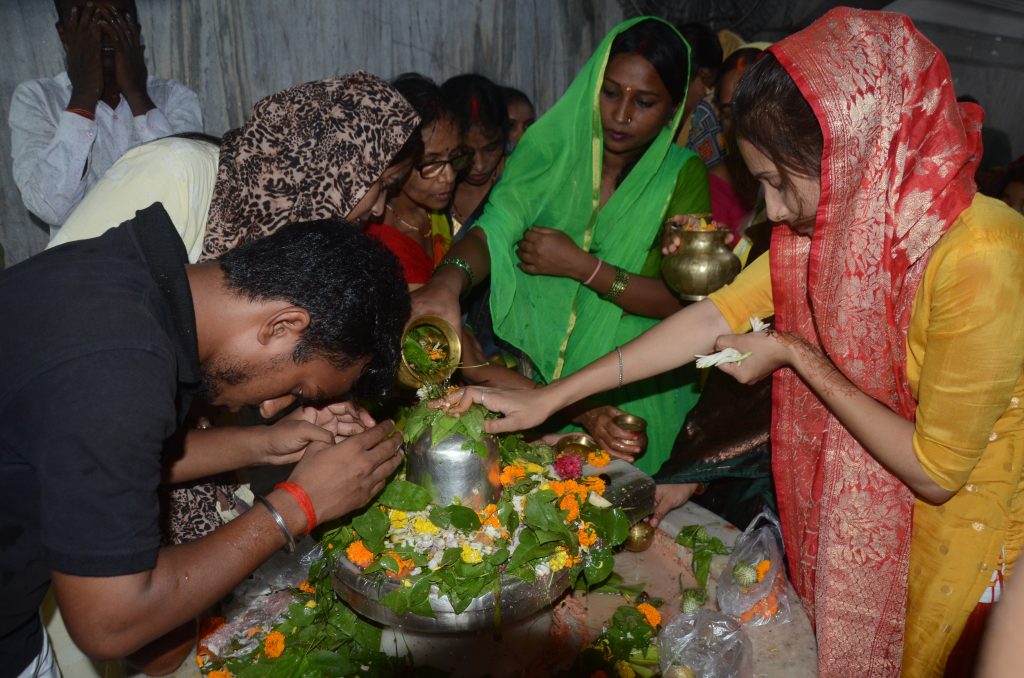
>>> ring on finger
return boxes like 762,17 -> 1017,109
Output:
480,389 -> 486,406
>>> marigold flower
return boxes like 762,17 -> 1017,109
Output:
636,602 -> 661,627
345,540 -> 375,569
326,543 -> 334,550
207,670 -> 233,678
461,541 -> 483,564
383,551 -> 416,579
297,580 -> 316,594
499,465 -> 526,486
587,449 -> 611,467
263,630 -> 286,659
548,547 -> 571,572
756,559 -> 772,583
412,516 -> 439,535
577,524 -> 598,548
583,476 -> 606,496
559,494 -> 580,522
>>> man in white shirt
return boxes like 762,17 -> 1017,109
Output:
8,0 -> 203,238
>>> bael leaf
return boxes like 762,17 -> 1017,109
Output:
351,507 -> 389,554
439,505 -> 482,532
378,479 -> 432,511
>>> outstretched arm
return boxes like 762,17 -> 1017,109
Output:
447,298 -> 730,434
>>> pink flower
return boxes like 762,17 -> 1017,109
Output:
553,454 -> 583,480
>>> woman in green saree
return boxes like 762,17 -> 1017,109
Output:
412,17 -> 710,473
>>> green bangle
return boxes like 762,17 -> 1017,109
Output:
439,257 -> 474,291
600,267 -> 630,301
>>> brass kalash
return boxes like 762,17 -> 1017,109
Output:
332,316 -> 656,632
660,216 -> 742,301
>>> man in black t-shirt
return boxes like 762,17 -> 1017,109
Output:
0,204 -> 409,676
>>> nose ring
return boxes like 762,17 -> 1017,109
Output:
626,116 -> 632,123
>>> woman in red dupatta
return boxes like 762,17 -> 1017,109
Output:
442,8 -> 1024,677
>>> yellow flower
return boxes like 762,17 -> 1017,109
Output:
615,660 -> 636,678
263,630 -> 286,659
304,600 -> 317,608
587,450 -> 611,468
548,547 -> 571,572
636,602 -> 661,627
412,516 -> 439,535
515,458 -> 546,474
461,541 -> 483,564
389,509 -> 409,529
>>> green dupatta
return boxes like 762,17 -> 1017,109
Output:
477,17 -> 709,473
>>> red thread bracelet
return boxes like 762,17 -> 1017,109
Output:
65,106 -> 95,121
274,482 -> 317,536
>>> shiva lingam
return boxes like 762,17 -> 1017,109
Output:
333,318 -> 657,632
660,218 -> 741,301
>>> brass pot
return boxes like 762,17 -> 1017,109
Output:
661,229 -> 741,301
397,315 -> 462,389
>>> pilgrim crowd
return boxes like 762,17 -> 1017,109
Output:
2,1 -> 1023,676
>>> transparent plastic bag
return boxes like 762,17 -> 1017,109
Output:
657,608 -> 753,678
716,508 -> 791,627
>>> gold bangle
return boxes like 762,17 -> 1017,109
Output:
600,267 -> 630,301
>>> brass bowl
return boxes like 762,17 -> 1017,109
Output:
554,432 -> 600,459
624,521 -> 656,552
612,413 -> 647,433
397,315 -> 462,389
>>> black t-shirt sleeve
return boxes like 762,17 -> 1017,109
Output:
20,346 -> 178,576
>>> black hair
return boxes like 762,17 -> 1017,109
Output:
733,51 -> 823,189
54,0 -> 138,22
716,47 -> 763,94
441,74 -> 510,142
609,19 -> 690,107
390,73 -> 448,167
675,22 -> 722,80
501,86 -> 535,111
218,219 -> 411,399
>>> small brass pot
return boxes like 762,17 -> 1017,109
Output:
612,413 -> 647,434
397,315 -> 462,389
555,432 -> 600,459
624,521 -> 656,552
661,229 -> 741,301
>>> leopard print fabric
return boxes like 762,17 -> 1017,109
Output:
201,71 -> 419,260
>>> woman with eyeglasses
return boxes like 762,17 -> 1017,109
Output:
412,18 -> 711,474
365,74 -> 469,289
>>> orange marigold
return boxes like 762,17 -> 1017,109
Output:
636,602 -> 661,628
346,540 -> 375,569
297,580 -> 316,594
263,630 -> 286,659
587,450 -> 611,467
755,559 -> 772,583
499,465 -> 526,486
207,670 -> 233,678
383,551 -> 416,579
583,476 -> 606,496
559,494 -> 580,522
577,524 -> 598,548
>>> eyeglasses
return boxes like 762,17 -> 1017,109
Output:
416,151 -> 473,179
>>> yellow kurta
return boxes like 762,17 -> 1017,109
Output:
708,194 -> 1024,676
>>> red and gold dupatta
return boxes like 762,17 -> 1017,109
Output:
766,8 -> 981,676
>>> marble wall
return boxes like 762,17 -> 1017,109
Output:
0,0 -> 624,266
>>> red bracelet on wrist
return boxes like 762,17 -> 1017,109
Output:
65,106 -> 95,121
274,482 -> 317,536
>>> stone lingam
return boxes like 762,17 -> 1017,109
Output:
332,316 -> 656,633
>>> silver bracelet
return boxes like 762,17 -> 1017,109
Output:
616,346 -> 624,388
255,494 -> 296,553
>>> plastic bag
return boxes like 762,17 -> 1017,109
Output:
716,508 -> 791,626
657,608 -> 753,678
